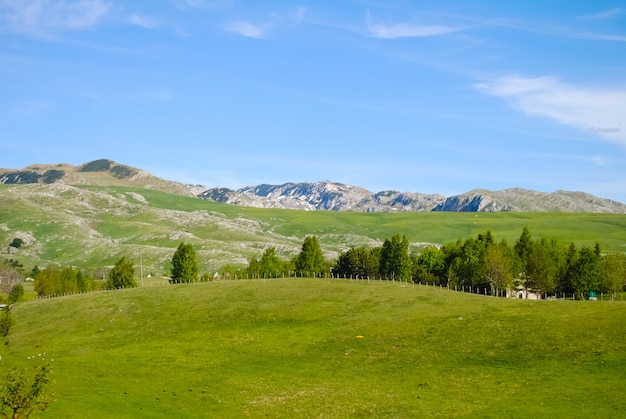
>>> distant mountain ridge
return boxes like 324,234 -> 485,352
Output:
1,159 -> 624,213
197,182 -> 626,213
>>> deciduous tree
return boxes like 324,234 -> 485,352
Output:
447,237 -> 486,288
380,234 -> 411,281
482,241 -> 514,296
333,246 -> 380,279
259,247 -> 283,278
412,247 -> 446,285
0,267 -> 22,296
524,238 -> 558,297
295,236 -> 326,277
571,245 -> 602,299
0,363 -> 55,418
601,253 -> 626,296
106,257 -> 136,289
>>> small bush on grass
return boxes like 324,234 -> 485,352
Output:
0,363 -> 55,418
0,310 -> 13,337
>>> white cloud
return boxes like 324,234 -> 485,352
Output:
224,7 -> 305,39
581,8 -> 623,20
476,75 -> 626,145
224,20 -> 267,39
128,13 -> 159,29
366,10 -> 465,38
0,0 -> 111,37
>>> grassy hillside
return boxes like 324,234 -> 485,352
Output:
1,183 -> 625,276
3,279 -> 626,417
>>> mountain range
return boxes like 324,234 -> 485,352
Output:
2,159 -> 625,213
197,182 -> 626,213
2,159 -> 626,272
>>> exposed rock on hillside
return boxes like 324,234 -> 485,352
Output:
0,168 -> 65,184
2,160 -> 624,213
0,159 -> 194,196
79,159 -> 151,180
198,181 -> 447,212
196,182 -> 626,213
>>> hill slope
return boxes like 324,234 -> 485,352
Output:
4,279 -> 626,417
2,160 -> 626,273
0,159 -> 193,196
2,182 -> 626,275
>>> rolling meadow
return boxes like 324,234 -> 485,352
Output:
3,279 -> 626,417
1,181 -> 626,416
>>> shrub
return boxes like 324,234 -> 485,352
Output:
0,362 -> 55,418
0,309 -> 14,337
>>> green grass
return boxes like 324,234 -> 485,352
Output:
1,184 -> 625,275
100,186 -> 626,250
3,279 -> 626,417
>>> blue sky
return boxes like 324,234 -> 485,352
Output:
1,1 -> 626,203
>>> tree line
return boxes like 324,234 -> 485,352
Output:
411,227 -> 626,299
0,258 -> 139,300
235,228 -> 626,299
3,227 -> 626,300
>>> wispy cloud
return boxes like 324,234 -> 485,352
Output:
224,20 -> 268,39
128,13 -> 160,29
581,8 -> 623,20
365,10 -> 466,38
477,16 -> 626,42
0,0 -> 111,37
224,7 -> 306,39
175,0 -> 234,10
476,75 -> 626,145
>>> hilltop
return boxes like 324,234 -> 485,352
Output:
0,159 -> 193,197
2,159 -> 625,213
4,279 -> 626,417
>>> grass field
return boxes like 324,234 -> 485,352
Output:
2,184 -> 625,276
3,279 -> 626,417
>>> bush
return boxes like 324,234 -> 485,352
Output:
0,309 -> 14,337
0,362 -> 55,418
8,285 -> 23,304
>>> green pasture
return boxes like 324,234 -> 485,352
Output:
3,279 -> 626,417
1,184 -> 625,274
84,186 -> 626,250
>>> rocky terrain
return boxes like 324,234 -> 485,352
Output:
197,182 -> 626,213
2,159 -> 625,213
1,159 -> 625,273
0,159 -> 194,196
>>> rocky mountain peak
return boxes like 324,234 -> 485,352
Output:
195,182 -> 626,213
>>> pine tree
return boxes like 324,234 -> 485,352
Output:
514,227 -> 533,272
170,242 -> 199,283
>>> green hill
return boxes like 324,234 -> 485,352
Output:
1,183 -> 626,276
3,279 -> 626,417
